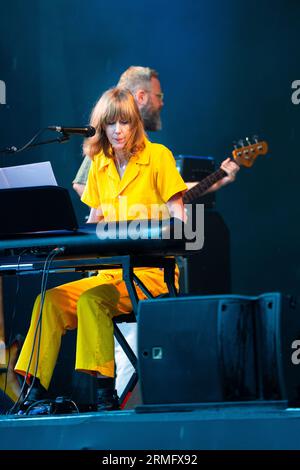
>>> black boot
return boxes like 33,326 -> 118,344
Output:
18,378 -> 50,415
96,378 -> 120,412
25,378 -> 46,402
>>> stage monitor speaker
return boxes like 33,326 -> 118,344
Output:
138,295 -> 258,405
137,293 -> 300,405
255,293 -> 300,404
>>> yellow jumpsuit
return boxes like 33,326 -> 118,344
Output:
15,139 -> 187,390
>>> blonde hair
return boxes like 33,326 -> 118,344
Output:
117,66 -> 159,94
83,87 -> 146,159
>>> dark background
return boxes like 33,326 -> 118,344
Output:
0,0 -> 299,301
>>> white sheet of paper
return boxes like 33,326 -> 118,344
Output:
0,162 -> 57,189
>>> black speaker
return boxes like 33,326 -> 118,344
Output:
138,295 -> 257,404
137,293 -> 300,405
179,210 -> 231,295
256,293 -> 300,404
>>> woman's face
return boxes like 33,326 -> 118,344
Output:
105,120 -> 131,152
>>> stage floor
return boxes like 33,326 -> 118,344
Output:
0,401 -> 300,450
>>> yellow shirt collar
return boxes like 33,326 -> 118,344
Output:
96,138 -> 151,171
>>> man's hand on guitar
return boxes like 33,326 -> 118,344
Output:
220,158 -> 240,182
205,158 -> 240,194
183,137 -> 267,203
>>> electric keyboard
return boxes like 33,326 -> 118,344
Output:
0,218 -> 191,258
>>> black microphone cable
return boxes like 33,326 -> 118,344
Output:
0,127 -> 69,156
8,247 -> 65,414
0,128 -> 47,155
0,249 -> 28,411
8,249 -> 55,413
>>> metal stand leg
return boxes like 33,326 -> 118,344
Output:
164,258 -> 178,297
115,255 -> 178,407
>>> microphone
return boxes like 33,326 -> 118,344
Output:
47,125 -> 96,137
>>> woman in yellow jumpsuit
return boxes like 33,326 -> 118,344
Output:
15,87 -> 187,411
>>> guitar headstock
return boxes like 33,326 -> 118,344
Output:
232,137 -> 268,168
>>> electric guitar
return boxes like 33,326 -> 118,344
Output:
183,138 -> 268,203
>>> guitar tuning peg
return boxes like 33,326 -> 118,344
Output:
252,135 -> 258,143
245,137 -> 251,146
238,139 -> 245,147
233,141 -> 238,149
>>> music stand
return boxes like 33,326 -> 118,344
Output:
0,186 -> 78,236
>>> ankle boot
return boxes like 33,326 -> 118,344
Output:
18,378 -> 49,415
25,378 -> 46,402
96,378 -> 119,411
96,388 -> 120,412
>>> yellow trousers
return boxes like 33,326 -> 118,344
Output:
15,267 -> 172,390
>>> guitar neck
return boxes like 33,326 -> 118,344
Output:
183,167 -> 227,204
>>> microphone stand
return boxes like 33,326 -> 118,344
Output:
0,128 -> 70,155
21,134 -> 70,149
